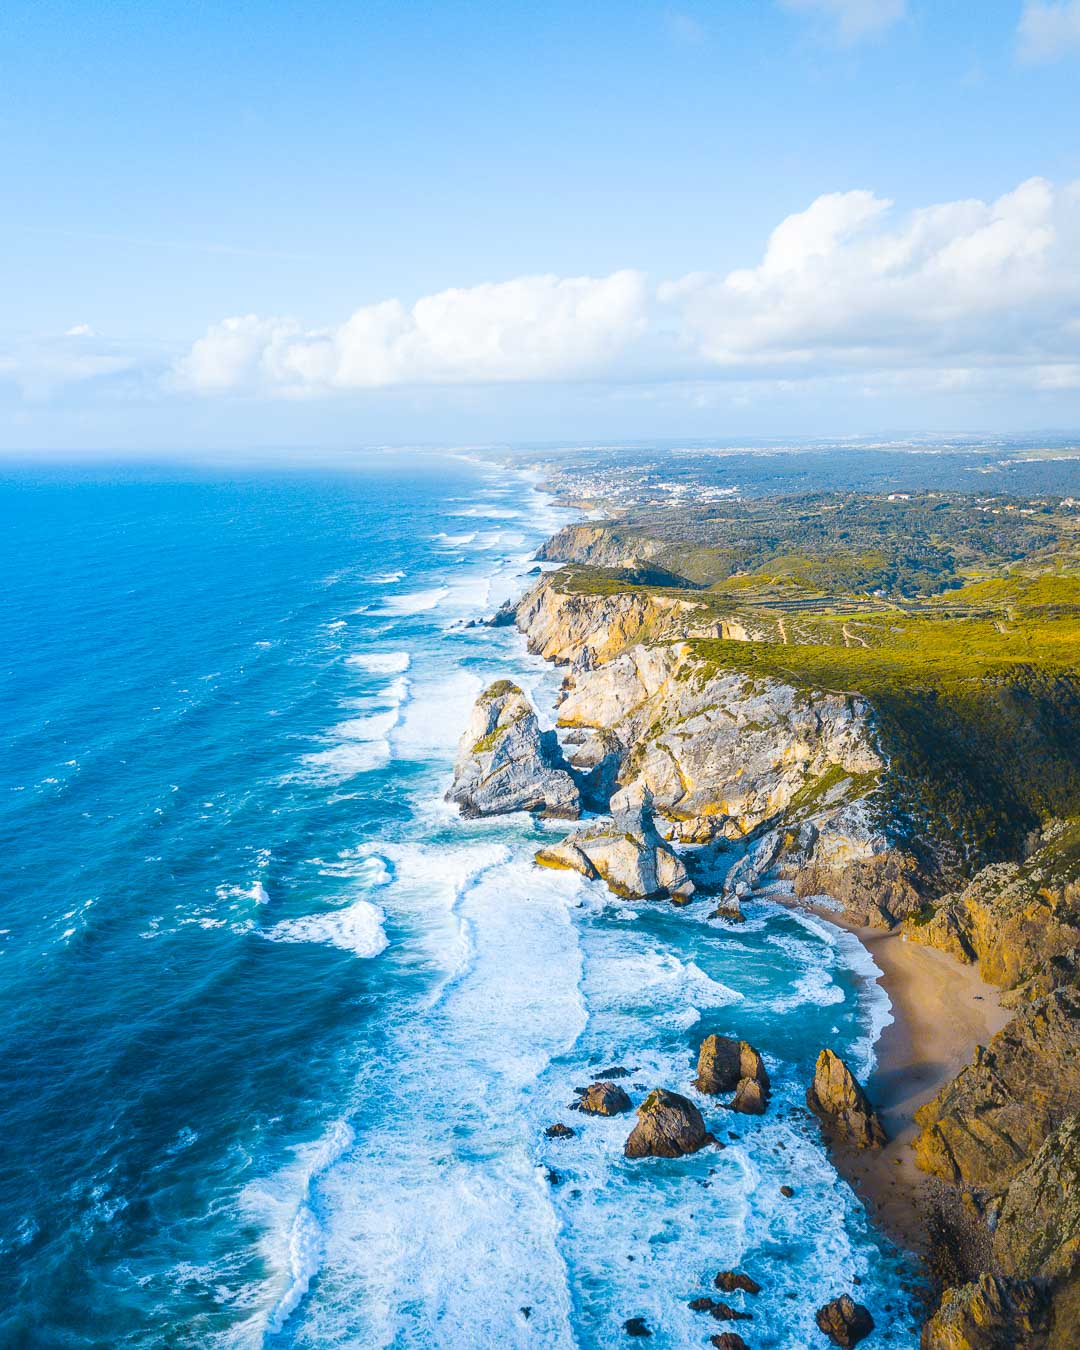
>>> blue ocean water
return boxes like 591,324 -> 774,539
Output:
0,453 -> 918,1348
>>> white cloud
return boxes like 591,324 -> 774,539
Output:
173,272 -> 651,395
172,177 -> 1080,403
64,323 -> 97,338
1018,1 -> 1080,62
663,177 -> 1078,380
780,0 -> 905,44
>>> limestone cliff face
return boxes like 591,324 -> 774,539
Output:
446,681 -> 580,819
555,642 -> 883,850
535,783 -> 694,902
515,573 -> 758,668
534,522 -> 656,567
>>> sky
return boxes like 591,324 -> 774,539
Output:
3,0 -> 1080,453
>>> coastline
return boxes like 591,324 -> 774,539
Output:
797,904 -> 1011,1255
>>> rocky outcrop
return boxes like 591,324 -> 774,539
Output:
913,986 -> 1080,1189
535,784 -> 694,901
709,1336 -> 749,1350
446,681 -> 580,819
815,1295 -> 875,1347
552,642 -> 883,847
714,1272 -> 761,1296
689,1297 -> 752,1322
907,824 -> 1080,989
573,1081 -> 633,1116
624,1089 -> 715,1158
993,1114 -> 1080,1285
921,1273 -> 1052,1350
695,1034 -> 771,1114
807,1049 -> 886,1149
514,573 -> 714,668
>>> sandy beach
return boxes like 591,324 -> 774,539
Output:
804,910 -> 1013,1255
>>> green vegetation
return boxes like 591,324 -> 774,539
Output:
553,491 -> 1080,601
546,493 -> 1080,872
685,594 -> 1080,869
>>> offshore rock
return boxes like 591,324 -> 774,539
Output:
814,1294 -> 875,1347
714,1271 -> 762,1297
446,680 -> 580,819
807,1049 -> 886,1149
913,986 -> 1080,1189
921,1273 -> 1052,1350
535,784 -> 693,901
573,1081 -> 633,1116
709,1336 -> 749,1350
695,1034 -> 771,1114
689,1297 -> 753,1322
624,1088 -> 715,1158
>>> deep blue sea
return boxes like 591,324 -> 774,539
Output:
0,451 -> 935,1348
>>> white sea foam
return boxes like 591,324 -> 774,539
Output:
369,570 -> 404,583
266,899 -> 388,959
370,587 -> 449,617
330,710 -> 400,741
345,651 -> 410,674
432,530 -> 477,546
295,740 -> 390,783
450,505 -> 521,519
392,668 -> 483,757
242,1118 -> 356,1338
311,851 -> 391,886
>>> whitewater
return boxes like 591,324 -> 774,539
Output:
0,453 -> 917,1347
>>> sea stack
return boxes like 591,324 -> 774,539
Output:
806,1049 -> 886,1149
446,680 -> 581,818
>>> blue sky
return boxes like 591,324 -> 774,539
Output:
3,0 -> 1080,452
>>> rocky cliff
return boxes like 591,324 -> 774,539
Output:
514,571 -> 759,668
908,822 -> 1080,1347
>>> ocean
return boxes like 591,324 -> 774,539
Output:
0,451 -> 919,1348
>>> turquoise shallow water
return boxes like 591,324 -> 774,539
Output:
0,452 -> 919,1348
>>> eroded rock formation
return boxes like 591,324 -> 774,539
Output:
806,1049 -> 886,1149
535,783 -> 693,901
695,1034 -> 771,1114
446,680 -> 580,819
624,1089 -> 715,1158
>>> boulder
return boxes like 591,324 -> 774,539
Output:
708,897 -> 746,923
710,1336 -> 749,1350
624,1088 -> 715,1158
688,1297 -> 752,1322
574,1081 -> 633,1116
446,681 -> 580,819
544,1123 -> 576,1139
536,784 -> 693,901
623,1317 -> 652,1337
807,1049 -> 886,1149
695,1034 -> 771,1114
814,1294 -> 875,1347
714,1272 -> 761,1297
731,1076 -> 769,1116
921,1273 -> 1052,1350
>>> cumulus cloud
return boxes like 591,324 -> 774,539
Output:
1018,1 -> 1080,62
663,177 -> 1079,379
172,271 -> 650,396
780,0 -> 905,44
172,177 -> 1080,402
